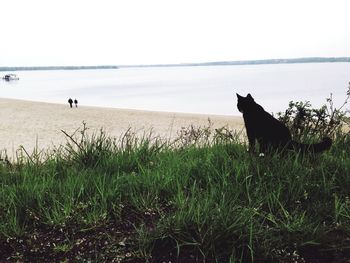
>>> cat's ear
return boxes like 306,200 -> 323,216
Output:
247,93 -> 254,101
236,93 -> 243,99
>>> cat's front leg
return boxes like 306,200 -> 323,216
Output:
258,139 -> 267,154
247,130 -> 256,153
248,141 -> 256,153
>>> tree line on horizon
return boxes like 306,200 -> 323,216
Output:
1,57 -> 350,71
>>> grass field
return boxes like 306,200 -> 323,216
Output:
0,123 -> 349,262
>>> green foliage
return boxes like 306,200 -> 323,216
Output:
0,92 -> 350,261
277,84 -> 350,141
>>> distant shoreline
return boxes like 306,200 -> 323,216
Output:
119,57 -> 350,68
0,65 -> 118,72
1,57 -> 350,71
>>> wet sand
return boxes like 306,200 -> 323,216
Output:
0,98 -> 244,158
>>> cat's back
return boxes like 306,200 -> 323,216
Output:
246,103 -> 290,138
236,93 -> 292,144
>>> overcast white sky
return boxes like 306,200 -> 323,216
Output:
1,0 -> 349,66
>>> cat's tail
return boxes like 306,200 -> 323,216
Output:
290,137 -> 332,153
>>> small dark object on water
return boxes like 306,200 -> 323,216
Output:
68,98 -> 73,108
2,74 -> 19,81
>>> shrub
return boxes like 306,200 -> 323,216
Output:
277,83 -> 350,141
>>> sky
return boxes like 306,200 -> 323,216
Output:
1,0 -> 350,66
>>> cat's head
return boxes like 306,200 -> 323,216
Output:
236,93 -> 255,113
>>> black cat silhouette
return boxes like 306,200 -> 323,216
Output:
236,93 -> 332,153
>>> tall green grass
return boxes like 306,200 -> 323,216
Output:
0,123 -> 349,262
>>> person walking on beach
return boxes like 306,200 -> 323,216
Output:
74,99 -> 78,108
68,98 -> 73,108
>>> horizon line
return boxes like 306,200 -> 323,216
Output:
1,56 -> 350,71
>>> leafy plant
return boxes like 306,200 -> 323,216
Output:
1,91 -> 350,262
277,83 -> 350,141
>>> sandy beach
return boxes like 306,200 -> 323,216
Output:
0,98 -> 244,157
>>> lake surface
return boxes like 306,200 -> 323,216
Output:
1,63 -> 350,115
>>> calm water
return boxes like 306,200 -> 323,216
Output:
1,63 -> 350,115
